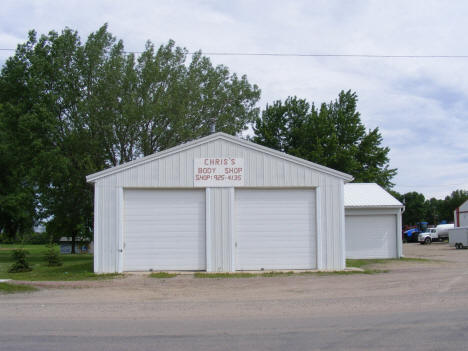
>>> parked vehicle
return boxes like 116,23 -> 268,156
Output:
403,222 -> 428,242
418,228 -> 438,245
435,223 -> 454,239
449,227 -> 468,249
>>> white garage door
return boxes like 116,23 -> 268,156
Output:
236,189 -> 316,270
345,215 -> 397,259
123,189 -> 206,271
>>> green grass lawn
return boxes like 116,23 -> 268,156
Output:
0,244 -> 119,281
0,282 -> 38,294
346,257 -> 432,269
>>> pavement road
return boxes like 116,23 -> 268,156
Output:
2,310 -> 468,351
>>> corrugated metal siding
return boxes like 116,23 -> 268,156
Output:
93,138 -> 346,273
93,182 -> 120,273
206,188 -> 234,272
99,140 -> 322,188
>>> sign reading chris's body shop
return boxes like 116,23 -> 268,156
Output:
194,158 -> 244,187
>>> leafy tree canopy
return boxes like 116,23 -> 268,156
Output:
252,91 -> 397,188
0,24 -> 260,244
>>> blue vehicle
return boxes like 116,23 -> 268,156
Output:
403,222 -> 428,243
404,228 -> 420,242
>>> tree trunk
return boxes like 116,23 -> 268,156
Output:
71,233 -> 76,254
5,223 -> 18,242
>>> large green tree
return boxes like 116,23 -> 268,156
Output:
0,24 -> 260,247
399,192 -> 427,226
0,104 -> 37,240
252,91 -> 397,188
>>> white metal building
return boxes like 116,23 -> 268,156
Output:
87,132 -> 353,273
344,183 -> 404,259
454,199 -> 468,227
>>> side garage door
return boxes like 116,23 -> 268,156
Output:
345,214 -> 397,259
236,189 -> 316,270
123,189 -> 206,271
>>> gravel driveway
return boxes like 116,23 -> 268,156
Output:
1,242 -> 467,351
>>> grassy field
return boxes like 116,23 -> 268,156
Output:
0,244 -> 119,281
0,245 -> 423,282
346,257 -> 432,269
0,282 -> 38,294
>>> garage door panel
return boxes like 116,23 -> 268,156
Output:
236,189 -> 316,270
123,189 -> 206,271
345,214 -> 397,259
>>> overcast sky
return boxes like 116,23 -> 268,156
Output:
1,0 -> 468,199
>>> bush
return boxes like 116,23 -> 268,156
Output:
8,249 -> 32,273
0,233 -> 13,243
44,244 -> 62,267
0,231 -> 49,244
22,232 -> 50,244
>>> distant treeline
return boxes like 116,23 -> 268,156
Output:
391,190 -> 468,226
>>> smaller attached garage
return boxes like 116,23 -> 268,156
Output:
345,183 -> 404,259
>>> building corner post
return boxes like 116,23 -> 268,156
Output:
117,187 -> 124,273
339,181 -> 346,270
205,188 -> 212,272
315,186 -> 323,270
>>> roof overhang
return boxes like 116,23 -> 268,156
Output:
345,205 -> 404,209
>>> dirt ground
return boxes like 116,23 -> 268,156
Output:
3,242 -> 467,319
1,242 -> 468,350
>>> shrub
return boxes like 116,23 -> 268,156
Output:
44,244 -> 62,267
8,249 -> 32,273
27,232 -> 50,244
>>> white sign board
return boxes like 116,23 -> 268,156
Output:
194,158 -> 244,187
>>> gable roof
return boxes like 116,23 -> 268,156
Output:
86,132 -> 354,183
344,183 -> 403,208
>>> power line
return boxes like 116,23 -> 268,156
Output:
2,47 -> 468,58
397,183 -> 468,188
192,53 -> 468,59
